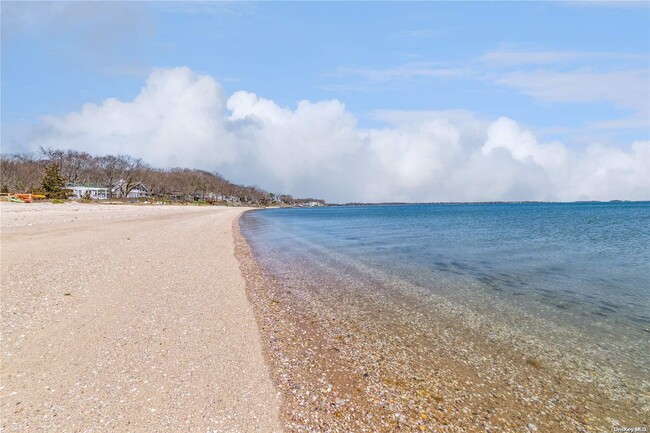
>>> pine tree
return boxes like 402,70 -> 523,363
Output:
41,162 -> 67,199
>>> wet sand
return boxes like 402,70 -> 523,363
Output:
1,202 -> 282,432
234,213 -> 648,433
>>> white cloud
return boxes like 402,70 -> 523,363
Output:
38,67 -> 236,167
366,118 -> 461,189
480,49 -> 646,67
335,63 -> 470,81
225,90 -> 363,192
481,50 -> 584,66
481,48 -> 649,133
587,117 -> 650,130
29,67 -> 650,203
497,69 -> 650,111
483,117 -> 568,169
561,140 -> 650,201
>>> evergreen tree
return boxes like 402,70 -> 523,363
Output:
41,162 -> 67,198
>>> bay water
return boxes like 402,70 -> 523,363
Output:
241,202 -> 649,376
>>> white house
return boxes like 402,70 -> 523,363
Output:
112,180 -> 149,199
68,184 -> 110,200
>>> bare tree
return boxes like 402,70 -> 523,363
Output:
0,149 -> 322,205
96,154 -> 145,198
97,155 -> 121,198
140,168 -> 167,200
113,155 -> 145,198
39,148 -> 96,186
0,154 -> 45,193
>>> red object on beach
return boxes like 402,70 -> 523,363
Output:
14,194 -> 33,203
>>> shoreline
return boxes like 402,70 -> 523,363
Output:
1,202 -> 282,432
235,209 -> 648,432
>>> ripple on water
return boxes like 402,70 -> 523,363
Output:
240,203 -> 650,396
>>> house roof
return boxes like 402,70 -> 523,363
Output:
68,183 -> 109,189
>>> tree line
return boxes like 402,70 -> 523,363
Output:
0,148 -> 323,205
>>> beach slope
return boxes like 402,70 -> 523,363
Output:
0,203 -> 281,432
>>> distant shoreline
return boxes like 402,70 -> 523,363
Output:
324,199 -> 646,207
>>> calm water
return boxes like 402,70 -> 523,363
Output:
241,202 -> 650,351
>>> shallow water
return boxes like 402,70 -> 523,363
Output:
241,202 -> 649,372
240,202 -> 650,430
244,204 -> 647,324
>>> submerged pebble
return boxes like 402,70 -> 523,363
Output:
236,208 -> 650,432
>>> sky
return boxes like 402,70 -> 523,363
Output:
1,1 -> 649,203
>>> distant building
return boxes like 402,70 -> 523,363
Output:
68,184 -> 110,200
112,180 -> 149,199
298,201 -> 324,207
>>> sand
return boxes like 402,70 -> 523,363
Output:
0,202 -> 282,432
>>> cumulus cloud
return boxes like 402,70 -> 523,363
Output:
29,67 -> 649,203
483,117 -> 568,169
39,68 -> 235,167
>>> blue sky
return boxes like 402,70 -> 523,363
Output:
1,1 -> 649,202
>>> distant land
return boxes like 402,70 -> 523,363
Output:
0,148 -> 324,206
326,200 -> 638,206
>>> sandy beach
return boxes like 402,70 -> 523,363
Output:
0,202 -> 282,432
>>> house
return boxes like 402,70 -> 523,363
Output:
68,184 -> 110,200
169,191 -> 190,201
299,201 -> 324,207
111,180 -> 149,199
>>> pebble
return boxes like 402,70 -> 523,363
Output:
234,211 -> 648,433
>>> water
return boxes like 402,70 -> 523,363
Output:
243,202 -> 648,329
241,202 -> 650,376
240,202 -> 650,428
